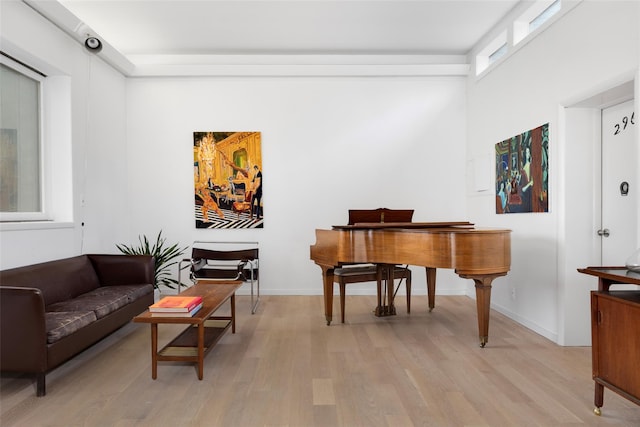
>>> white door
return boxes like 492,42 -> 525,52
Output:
601,100 -> 637,265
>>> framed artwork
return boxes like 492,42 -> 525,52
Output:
495,123 -> 549,214
193,131 -> 263,229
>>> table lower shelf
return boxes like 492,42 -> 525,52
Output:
157,318 -> 231,361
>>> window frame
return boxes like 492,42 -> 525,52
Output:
513,0 -> 562,46
474,0 -> 567,77
475,30 -> 508,76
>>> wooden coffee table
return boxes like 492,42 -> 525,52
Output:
134,280 -> 242,380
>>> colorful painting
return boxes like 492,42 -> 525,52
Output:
495,123 -> 549,214
193,131 -> 262,228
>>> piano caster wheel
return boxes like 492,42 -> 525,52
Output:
594,407 -> 601,416
479,337 -> 488,348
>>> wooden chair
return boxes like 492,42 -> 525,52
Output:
232,190 -> 253,218
334,208 -> 413,323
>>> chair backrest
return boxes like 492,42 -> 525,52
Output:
233,182 -> 246,195
347,208 -> 414,225
190,247 -> 259,281
191,247 -> 258,262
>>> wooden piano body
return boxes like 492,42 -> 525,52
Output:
309,220 -> 511,347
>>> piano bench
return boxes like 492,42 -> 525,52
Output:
334,264 -> 411,323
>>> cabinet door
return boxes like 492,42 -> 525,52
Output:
596,296 -> 640,399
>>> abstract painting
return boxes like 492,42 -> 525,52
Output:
193,131 -> 262,228
495,123 -> 549,214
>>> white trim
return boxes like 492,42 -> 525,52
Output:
127,54 -> 470,77
130,62 -> 470,78
491,301 -> 558,343
0,221 -> 74,232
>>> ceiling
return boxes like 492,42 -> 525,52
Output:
24,0 -> 523,76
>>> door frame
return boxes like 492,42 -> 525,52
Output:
558,75 -> 638,346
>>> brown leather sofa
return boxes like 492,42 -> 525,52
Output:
0,254 -> 155,396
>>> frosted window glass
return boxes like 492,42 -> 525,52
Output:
0,63 -> 41,213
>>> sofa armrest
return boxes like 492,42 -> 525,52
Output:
87,254 -> 155,286
0,286 -> 47,373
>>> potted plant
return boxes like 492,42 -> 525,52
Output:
116,230 -> 188,293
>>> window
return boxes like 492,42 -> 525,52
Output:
488,43 -> 508,66
529,0 -> 561,33
475,0 -> 564,76
475,31 -> 507,75
0,56 -> 46,221
514,0 -> 562,45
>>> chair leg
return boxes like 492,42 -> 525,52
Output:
406,273 -> 411,314
339,282 -> 346,323
250,276 -> 260,314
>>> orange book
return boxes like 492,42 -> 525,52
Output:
150,302 -> 203,317
149,296 -> 203,312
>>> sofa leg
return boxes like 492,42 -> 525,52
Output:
36,373 -> 46,396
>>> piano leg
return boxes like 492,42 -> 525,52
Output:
425,267 -> 436,312
322,267 -> 335,325
459,273 -> 505,348
474,277 -> 493,348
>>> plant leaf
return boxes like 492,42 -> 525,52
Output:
116,230 -> 187,289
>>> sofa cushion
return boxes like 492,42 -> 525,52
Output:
47,289 -> 129,319
0,256 -> 100,306
83,285 -> 153,307
45,311 -> 97,344
109,284 -> 154,302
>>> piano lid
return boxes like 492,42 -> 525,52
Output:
332,221 -> 475,230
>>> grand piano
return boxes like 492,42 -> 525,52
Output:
309,214 -> 511,347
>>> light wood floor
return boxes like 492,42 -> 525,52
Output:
1,295 -> 639,426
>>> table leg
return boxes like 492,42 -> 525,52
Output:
594,382 -> 604,415
197,323 -> 204,380
151,324 -> 158,380
598,277 -> 613,292
231,293 -> 236,333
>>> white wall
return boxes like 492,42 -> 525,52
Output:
466,0 -> 639,344
125,76 -> 469,295
0,1 -> 129,268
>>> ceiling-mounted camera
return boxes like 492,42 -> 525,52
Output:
84,36 -> 102,53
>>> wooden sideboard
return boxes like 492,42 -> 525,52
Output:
578,267 -> 640,416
